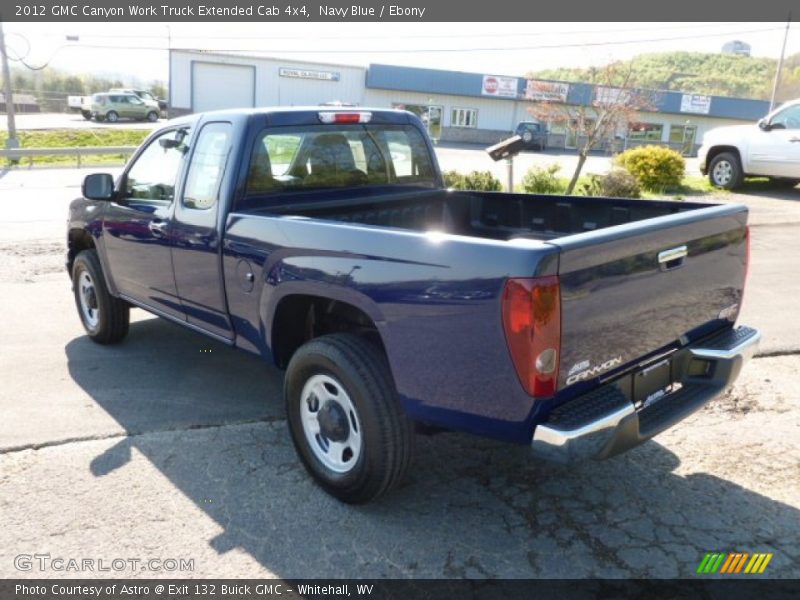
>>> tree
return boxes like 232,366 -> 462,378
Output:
526,63 -> 655,194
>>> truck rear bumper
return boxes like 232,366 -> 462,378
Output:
531,325 -> 760,463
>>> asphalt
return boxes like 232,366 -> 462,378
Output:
0,164 -> 798,578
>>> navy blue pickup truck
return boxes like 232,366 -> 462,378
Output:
68,107 -> 759,503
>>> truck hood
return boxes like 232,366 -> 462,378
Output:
701,124 -> 757,145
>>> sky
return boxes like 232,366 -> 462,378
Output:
3,21 -> 798,85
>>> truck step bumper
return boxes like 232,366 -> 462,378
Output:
531,325 -> 760,464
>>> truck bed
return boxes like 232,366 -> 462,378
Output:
245,188 -> 748,403
258,189 -> 710,241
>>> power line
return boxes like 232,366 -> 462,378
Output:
52,26 -> 784,55
6,22 -> 737,42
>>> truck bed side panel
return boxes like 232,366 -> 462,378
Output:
222,213 -> 559,441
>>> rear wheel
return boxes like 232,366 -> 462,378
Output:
708,152 -> 743,190
105,111 -> 119,123
81,110 -> 92,120
285,334 -> 414,504
72,250 -> 129,344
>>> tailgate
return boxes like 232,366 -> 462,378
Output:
551,204 -> 748,390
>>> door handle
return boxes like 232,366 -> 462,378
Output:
789,137 -> 800,143
658,245 -> 687,271
148,220 -> 168,238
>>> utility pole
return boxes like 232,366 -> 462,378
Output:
769,16 -> 791,112
0,20 -> 20,153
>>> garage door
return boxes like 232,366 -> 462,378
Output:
191,62 -> 255,112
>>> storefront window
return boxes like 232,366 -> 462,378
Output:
451,108 -> 478,128
392,103 -> 443,140
669,124 -> 698,155
628,123 -> 664,141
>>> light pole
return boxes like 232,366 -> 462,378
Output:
769,17 -> 791,111
0,21 -> 19,154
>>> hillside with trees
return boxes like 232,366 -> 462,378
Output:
530,51 -> 800,101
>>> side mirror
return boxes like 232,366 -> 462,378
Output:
758,118 -> 771,131
82,173 -> 115,200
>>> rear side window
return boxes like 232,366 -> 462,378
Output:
246,124 -> 435,195
182,122 -> 232,210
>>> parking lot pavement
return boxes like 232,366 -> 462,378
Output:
0,167 -> 798,578
0,112 -> 163,131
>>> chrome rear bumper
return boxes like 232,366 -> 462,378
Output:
531,326 -> 760,464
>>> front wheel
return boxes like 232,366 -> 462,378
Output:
72,250 -> 129,344
285,334 -> 414,504
146,111 -> 159,123
708,152 -> 743,190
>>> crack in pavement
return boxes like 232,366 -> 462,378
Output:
0,416 -> 286,455
2,351 -> 795,457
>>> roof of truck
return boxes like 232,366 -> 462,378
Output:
166,106 -> 420,128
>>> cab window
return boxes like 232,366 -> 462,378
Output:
182,123 -> 232,210
245,124 -> 435,195
770,104 -> 800,130
124,128 -> 190,202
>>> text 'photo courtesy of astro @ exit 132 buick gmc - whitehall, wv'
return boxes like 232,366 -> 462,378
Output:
67,107 -> 759,504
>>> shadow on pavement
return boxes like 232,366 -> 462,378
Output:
66,317 -> 799,578
733,181 -> 800,200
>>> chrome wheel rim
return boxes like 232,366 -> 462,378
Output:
300,374 -> 362,474
712,160 -> 733,185
78,271 -> 99,329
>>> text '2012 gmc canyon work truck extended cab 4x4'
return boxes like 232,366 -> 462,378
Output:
68,108 -> 759,503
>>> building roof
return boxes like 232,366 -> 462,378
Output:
366,63 -> 771,121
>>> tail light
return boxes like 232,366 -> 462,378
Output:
739,225 -> 751,319
318,111 -> 372,124
501,276 -> 561,397
744,225 -> 750,286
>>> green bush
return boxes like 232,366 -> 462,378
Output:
600,169 -> 641,198
520,164 -> 565,195
443,170 -> 503,191
615,145 -> 685,191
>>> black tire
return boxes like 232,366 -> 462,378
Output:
72,250 -> 129,344
708,152 -> 743,190
81,110 -> 92,120
105,111 -> 119,123
285,334 -> 414,504
146,111 -> 159,123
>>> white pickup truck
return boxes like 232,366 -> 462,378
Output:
699,98 -> 800,189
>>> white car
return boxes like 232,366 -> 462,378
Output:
699,98 -> 800,189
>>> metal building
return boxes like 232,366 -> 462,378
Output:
169,49 -> 773,155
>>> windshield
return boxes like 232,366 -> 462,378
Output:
246,124 -> 436,195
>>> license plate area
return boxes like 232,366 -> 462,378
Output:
633,358 -> 672,410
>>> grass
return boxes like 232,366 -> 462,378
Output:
1,129 -> 151,167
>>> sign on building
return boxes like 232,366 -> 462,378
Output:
481,75 -> 519,98
279,67 -> 340,82
525,80 -> 569,102
680,94 -> 712,115
594,86 -> 632,106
